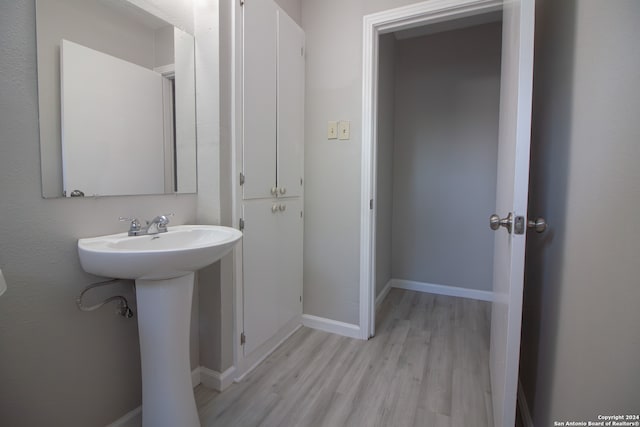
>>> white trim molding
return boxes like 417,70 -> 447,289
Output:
390,279 -> 494,302
153,63 -> 176,78
302,314 -> 361,339
107,366 -> 234,427
200,366 -> 237,392
359,0 -> 505,342
518,380 -> 535,427
375,279 -> 393,310
191,366 -> 202,388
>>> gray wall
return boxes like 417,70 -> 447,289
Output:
0,0 -> 209,425
301,0 -> 423,325
127,0 -> 195,35
217,0 -> 237,373
154,25 -> 176,67
274,0 -> 301,26
390,23 -> 501,291
521,0 -> 640,424
195,0 -> 224,373
375,34 -> 396,297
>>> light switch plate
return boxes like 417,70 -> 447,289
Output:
338,120 -> 350,140
327,121 -> 338,139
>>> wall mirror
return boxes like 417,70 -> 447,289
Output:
36,0 -> 197,198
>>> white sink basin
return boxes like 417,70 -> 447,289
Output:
78,225 -> 242,280
78,224 -> 242,427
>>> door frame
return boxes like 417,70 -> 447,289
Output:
359,0 -> 503,339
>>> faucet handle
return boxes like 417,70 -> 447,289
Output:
119,217 -> 143,235
147,213 -> 174,233
156,213 -> 174,226
119,216 -> 139,224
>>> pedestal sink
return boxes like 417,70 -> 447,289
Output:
78,225 -> 242,427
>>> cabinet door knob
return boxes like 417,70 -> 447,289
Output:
279,204 -> 286,212
272,204 -> 278,213
279,187 -> 286,195
271,187 -> 278,196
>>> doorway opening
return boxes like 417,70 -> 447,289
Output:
371,13 -> 503,426
372,14 -> 503,309
360,2 -> 536,427
360,0 -> 502,339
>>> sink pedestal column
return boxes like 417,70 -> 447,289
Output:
136,273 -> 200,427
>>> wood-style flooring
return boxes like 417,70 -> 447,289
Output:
196,289 -> 493,427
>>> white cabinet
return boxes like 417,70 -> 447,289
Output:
242,199 -> 303,356
240,0 -> 305,360
242,1 -> 304,200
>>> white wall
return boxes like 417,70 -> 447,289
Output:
521,0 -> 640,423
390,23 -> 501,291
375,33 -> 396,297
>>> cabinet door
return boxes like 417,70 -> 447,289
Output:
276,11 -> 305,199
242,199 -> 281,356
243,0 -> 277,200
242,199 -> 303,357
276,198 -> 303,329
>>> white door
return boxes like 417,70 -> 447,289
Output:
60,39 -> 166,197
242,0 -> 278,200
276,10 -> 305,199
490,1 -> 535,426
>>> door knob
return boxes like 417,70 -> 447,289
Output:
528,217 -> 547,233
489,213 -> 513,233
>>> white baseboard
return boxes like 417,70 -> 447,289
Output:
107,366 -> 233,427
375,279 -> 393,311
301,314 -> 361,339
517,380 -> 534,427
390,279 -> 494,302
200,366 -> 236,392
191,366 -> 201,388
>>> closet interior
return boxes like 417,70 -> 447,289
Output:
375,15 -> 504,302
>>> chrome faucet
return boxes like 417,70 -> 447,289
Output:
146,215 -> 171,235
119,214 -> 174,236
